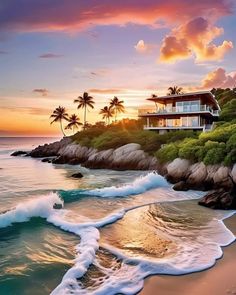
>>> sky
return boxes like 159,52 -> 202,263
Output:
0,0 -> 236,136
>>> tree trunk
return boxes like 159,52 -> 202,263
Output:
84,105 -> 87,130
60,120 -> 66,136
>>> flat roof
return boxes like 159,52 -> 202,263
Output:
147,91 -> 221,110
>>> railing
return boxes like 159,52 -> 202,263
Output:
138,105 -> 219,116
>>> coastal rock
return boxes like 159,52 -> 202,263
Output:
71,172 -> 83,178
231,164 -> 236,184
41,157 -> 55,163
166,158 -> 190,182
11,151 -> 28,156
29,137 -> 72,158
213,166 -> 233,189
173,181 -> 189,191
187,162 -> 207,184
83,143 -> 159,170
198,189 -> 236,210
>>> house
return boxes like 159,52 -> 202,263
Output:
138,91 -> 220,133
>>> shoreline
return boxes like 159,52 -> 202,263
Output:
140,214 -> 236,295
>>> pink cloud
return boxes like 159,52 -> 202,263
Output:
160,17 -> 233,63
201,68 -> 236,88
0,1 -> 234,33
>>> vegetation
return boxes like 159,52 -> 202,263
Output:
50,106 -> 69,136
74,92 -> 95,129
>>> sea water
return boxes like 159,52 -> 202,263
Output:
0,137 -> 235,295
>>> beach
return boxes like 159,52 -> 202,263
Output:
141,215 -> 236,295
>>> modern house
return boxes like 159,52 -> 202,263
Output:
138,91 -> 220,133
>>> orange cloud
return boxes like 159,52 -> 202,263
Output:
201,67 -> 236,88
160,17 -> 233,63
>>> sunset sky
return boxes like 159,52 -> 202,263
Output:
0,0 -> 236,136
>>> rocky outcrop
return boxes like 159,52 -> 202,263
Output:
26,140 -> 159,170
85,143 -> 159,170
28,137 -> 72,158
11,151 -> 28,156
198,189 -> 236,210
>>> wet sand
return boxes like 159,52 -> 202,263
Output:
140,214 -> 236,295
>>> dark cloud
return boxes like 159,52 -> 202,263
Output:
33,88 -> 49,96
39,53 -> 63,58
0,50 -> 8,54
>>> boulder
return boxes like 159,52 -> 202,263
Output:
213,166 -> 233,189
166,158 -> 190,182
11,151 -> 28,156
41,157 -> 55,163
71,172 -> 83,178
187,162 -> 207,184
199,189 -> 236,210
231,164 -> 236,184
173,181 -> 189,191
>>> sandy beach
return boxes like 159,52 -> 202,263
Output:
141,214 -> 236,295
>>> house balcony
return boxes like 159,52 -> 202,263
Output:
138,105 -> 219,117
143,124 -> 213,132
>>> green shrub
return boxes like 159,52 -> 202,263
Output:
155,143 -> 179,163
91,130 -> 132,150
203,142 -> 226,165
178,138 -> 201,161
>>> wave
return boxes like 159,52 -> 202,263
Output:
0,193 -> 63,228
86,172 -> 169,198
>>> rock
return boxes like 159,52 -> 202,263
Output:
231,164 -> 236,184
53,203 -> 63,209
71,172 -> 83,178
166,158 -> 190,182
29,137 -> 72,158
11,151 -> 28,156
198,189 -> 236,210
213,166 -> 233,189
187,162 -> 207,184
173,181 -> 189,191
41,157 -> 55,163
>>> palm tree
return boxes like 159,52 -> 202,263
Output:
74,92 -> 95,129
50,106 -> 69,136
109,96 -> 125,122
167,86 -> 183,95
99,106 -> 115,125
65,114 -> 83,134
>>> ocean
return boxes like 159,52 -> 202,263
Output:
0,137 -> 235,295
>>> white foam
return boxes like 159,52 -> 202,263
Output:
0,193 -> 63,228
87,172 -> 169,197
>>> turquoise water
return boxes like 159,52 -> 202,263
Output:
0,137 -> 235,295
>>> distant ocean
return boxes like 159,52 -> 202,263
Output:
0,137 -> 235,295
